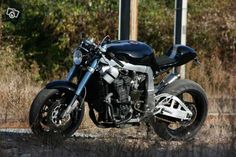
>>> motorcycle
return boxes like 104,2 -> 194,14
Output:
29,36 -> 208,142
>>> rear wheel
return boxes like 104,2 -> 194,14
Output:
29,88 -> 84,144
152,79 -> 208,140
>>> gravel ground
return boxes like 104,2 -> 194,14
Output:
0,130 -> 235,157
0,115 -> 235,157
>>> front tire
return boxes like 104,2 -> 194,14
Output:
152,79 -> 208,140
29,88 -> 84,144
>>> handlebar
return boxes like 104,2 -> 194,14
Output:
81,36 -> 124,67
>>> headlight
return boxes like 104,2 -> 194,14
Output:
73,49 -> 82,65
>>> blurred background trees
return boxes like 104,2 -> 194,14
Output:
1,0 -> 119,80
1,0 -> 235,96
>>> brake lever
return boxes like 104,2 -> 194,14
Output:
100,35 -> 111,46
78,46 -> 89,53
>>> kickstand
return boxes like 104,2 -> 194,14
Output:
146,123 -> 152,139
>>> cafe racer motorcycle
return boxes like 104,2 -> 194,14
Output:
29,36 -> 208,141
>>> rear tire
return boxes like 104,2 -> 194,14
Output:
29,88 -> 84,144
152,79 -> 208,140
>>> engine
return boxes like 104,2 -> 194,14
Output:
108,71 -> 146,121
113,74 -> 131,103
86,68 -> 146,123
110,74 -> 132,120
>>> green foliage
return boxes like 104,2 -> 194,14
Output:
2,0 -> 119,79
1,0 -> 236,83
138,0 -> 174,54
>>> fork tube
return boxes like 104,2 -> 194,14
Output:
75,58 -> 98,96
61,59 -> 99,118
66,64 -> 78,82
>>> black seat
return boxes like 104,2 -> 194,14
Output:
155,45 -> 196,70
156,55 -> 177,66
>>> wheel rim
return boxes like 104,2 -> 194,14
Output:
166,89 -> 206,137
36,90 -> 79,137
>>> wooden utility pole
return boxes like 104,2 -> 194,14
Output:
129,0 -> 138,40
118,0 -> 138,40
119,0 -> 188,78
174,0 -> 188,78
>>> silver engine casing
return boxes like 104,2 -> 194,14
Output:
100,66 -> 119,84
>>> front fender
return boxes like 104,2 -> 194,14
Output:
46,80 -> 77,92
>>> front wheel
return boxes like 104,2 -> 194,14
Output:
29,88 -> 84,143
152,79 -> 208,140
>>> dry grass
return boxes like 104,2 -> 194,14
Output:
0,44 -> 235,128
0,45 -> 95,128
0,45 -> 41,127
186,55 -> 236,98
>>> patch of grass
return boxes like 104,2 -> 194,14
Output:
0,44 -> 41,126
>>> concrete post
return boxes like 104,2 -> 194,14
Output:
174,0 -> 188,78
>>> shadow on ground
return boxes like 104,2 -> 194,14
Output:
0,97 -> 235,157
0,131 -> 235,157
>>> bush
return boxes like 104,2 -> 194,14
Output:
1,0 -> 236,95
2,0 -> 119,80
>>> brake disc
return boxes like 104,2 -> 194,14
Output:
47,101 -> 71,130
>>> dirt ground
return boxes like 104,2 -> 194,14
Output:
0,114 -> 235,157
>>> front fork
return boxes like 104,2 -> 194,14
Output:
61,59 -> 99,118
66,64 -> 78,82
